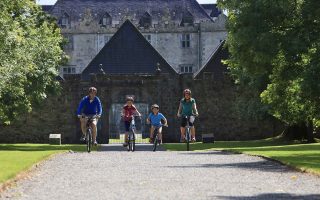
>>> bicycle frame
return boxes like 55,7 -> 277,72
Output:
183,115 -> 195,151
84,115 -> 97,153
127,116 -> 137,152
152,126 -> 161,152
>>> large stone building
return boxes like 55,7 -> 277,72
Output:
0,0 -> 283,144
45,0 -> 227,76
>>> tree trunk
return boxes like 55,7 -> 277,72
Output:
282,121 -> 315,143
306,120 -> 315,143
282,122 -> 308,140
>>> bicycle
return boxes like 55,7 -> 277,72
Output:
152,124 -> 168,152
83,115 -> 98,153
183,115 -> 195,151
127,115 -> 140,152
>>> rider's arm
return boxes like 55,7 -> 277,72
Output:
76,97 -> 86,116
134,106 -> 142,116
192,102 -> 199,116
162,116 -> 168,126
177,102 -> 182,117
96,97 -> 102,116
121,108 -> 125,117
146,113 -> 151,124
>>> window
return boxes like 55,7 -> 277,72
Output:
180,10 -> 194,26
60,13 -> 70,28
100,12 -> 112,27
144,34 -> 151,43
180,65 -> 193,74
139,12 -> 152,28
63,35 -> 73,50
62,67 -> 76,74
181,34 -> 191,48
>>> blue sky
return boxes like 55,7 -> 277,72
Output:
37,0 -> 216,5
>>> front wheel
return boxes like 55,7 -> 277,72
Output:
186,128 -> 190,151
86,128 -> 92,153
153,136 -> 158,152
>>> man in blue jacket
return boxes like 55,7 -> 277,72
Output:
77,87 -> 102,145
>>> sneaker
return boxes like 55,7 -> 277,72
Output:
180,137 -> 186,143
93,141 -> 98,146
80,134 -> 86,141
191,137 -> 196,142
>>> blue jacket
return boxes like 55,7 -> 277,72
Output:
77,96 -> 102,116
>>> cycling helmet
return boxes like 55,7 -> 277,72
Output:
126,96 -> 134,102
89,87 -> 97,93
183,89 -> 191,96
151,104 -> 159,109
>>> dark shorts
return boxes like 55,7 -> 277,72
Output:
124,121 -> 131,132
181,117 -> 194,127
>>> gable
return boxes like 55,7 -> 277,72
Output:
82,20 -> 177,78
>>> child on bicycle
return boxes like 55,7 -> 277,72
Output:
146,104 -> 168,144
121,96 -> 141,147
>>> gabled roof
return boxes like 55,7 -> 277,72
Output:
200,4 -> 222,18
82,20 -> 178,78
41,5 -> 53,12
193,41 -> 228,79
50,0 -> 213,24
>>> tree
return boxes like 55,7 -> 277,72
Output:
0,0 -> 65,125
218,0 -> 320,142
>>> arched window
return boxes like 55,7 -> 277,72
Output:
60,12 -> 70,28
100,12 -> 112,27
139,12 -> 152,28
180,10 -> 194,27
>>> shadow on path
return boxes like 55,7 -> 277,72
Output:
215,193 -> 320,200
167,160 -> 291,173
99,144 -> 165,152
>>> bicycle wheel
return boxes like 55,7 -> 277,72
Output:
131,133 -> 136,152
86,128 -> 92,153
132,139 -> 135,152
186,128 -> 190,151
153,135 -> 158,152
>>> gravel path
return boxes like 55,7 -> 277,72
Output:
1,144 -> 320,200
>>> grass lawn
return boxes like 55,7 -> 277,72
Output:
164,138 -> 320,175
0,144 -> 95,184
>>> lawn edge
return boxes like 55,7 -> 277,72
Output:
0,151 -> 67,195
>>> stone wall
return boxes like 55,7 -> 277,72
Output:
62,28 -> 227,75
0,72 -> 283,144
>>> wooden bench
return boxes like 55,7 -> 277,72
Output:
49,134 -> 61,145
202,133 -> 214,143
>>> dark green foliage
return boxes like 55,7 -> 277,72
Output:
0,0 -> 65,124
218,0 -> 320,141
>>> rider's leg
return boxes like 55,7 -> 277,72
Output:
191,126 -> 195,138
190,121 -> 196,141
91,119 -> 98,143
180,127 -> 186,141
80,118 -> 86,136
180,117 -> 187,141
150,126 -> 155,142
158,127 -> 163,142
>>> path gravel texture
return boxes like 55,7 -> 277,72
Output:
1,144 -> 320,200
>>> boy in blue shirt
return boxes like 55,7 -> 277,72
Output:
146,104 -> 168,143
77,87 -> 102,145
